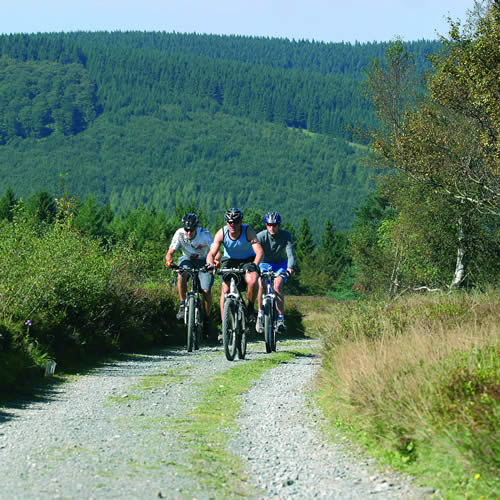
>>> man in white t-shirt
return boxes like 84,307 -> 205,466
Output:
165,213 -> 215,332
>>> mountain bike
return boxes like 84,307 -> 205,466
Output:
217,268 -> 249,361
170,264 -> 207,352
260,270 -> 286,353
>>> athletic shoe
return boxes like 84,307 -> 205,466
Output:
255,313 -> 264,334
276,318 -> 286,333
176,304 -> 185,320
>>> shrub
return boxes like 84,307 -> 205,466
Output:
0,211 -> 180,389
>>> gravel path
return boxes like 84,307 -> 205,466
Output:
0,339 -> 433,499
230,351 -> 433,499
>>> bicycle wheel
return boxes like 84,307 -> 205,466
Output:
222,299 -> 238,361
264,299 -> 273,353
186,295 -> 195,352
237,303 -> 247,359
194,300 -> 201,350
271,303 -> 277,352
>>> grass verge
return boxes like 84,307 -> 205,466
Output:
313,290 -> 499,499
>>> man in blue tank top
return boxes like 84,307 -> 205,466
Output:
206,208 -> 263,323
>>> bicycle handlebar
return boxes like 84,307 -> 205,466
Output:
216,267 -> 247,275
260,270 -> 290,279
168,264 -> 211,273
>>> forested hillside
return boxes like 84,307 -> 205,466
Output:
0,32 -> 440,230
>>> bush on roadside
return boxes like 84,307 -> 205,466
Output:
0,210 -> 179,391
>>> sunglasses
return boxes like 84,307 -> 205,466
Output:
227,220 -> 241,225
266,223 -> 278,227
184,227 -> 196,232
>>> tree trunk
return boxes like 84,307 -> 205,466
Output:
450,217 -> 465,288
388,247 -> 401,297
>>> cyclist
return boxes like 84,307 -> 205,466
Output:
256,211 -> 295,333
206,208 -> 263,325
165,213 -> 215,336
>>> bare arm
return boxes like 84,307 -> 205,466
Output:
165,248 -> 176,267
206,228 -> 223,266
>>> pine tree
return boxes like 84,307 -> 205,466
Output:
0,187 -> 17,221
296,217 -> 315,265
26,191 -> 57,224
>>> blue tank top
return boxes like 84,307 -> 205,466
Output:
223,225 -> 255,259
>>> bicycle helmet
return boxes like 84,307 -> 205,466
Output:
181,213 -> 199,230
224,207 -> 243,223
264,211 -> 281,224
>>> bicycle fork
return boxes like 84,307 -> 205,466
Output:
184,293 -> 201,326
225,278 -> 246,331
264,281 -> 276,330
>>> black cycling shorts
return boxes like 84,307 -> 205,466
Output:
220,256 -> 256,288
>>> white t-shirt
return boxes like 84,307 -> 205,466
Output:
169,227 -> 213,260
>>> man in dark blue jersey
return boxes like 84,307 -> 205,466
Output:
255,211 -> 295,333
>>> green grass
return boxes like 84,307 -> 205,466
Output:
108,394 -> 143,403
314,290 -> 500,499
171,348 -> 310,497
133,367 -> 191,391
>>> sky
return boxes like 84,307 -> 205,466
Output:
1,0 -> 474,43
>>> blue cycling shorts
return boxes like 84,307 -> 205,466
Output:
259,262 -> 288,282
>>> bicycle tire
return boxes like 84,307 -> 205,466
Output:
271,302 -> 277,352
194,300 -> 201,350
222,299 -> 238,361
186,295 -> 195,352
264,299 -> 273,353
237,303 -> 247,359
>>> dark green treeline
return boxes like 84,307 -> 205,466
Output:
0,32 -> 439,141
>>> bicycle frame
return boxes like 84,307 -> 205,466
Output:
170,264 -> 205,352
218,268 -> 248,360
222,268 -> 247,330
260,270 -> 285,353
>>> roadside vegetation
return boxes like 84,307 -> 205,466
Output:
0,197 -> 180,391
301,292 -> 499,498
311,3 -> 499,498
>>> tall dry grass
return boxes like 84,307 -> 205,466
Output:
314,291 -> 499,498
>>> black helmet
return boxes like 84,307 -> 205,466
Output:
265,211 -> 281,224
182,213 -> 199,230
224,207 -> 243,223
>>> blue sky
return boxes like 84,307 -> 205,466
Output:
2,0 -> 473,43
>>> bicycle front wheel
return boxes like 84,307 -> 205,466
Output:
186,295 -> 195,352
194,300 -> 202,350
264,299 -> 275,353
222,299 -> 238,361
237,303 -> 247,359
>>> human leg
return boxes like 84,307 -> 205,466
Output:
176,258 -> 193,320
177,273 -> 187,302
196,263 -> 214,316
256,263 -> 270,334
273,276 -> 285,316
220,282 -> 229,320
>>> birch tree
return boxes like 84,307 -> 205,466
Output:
364,1 -> 499,290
